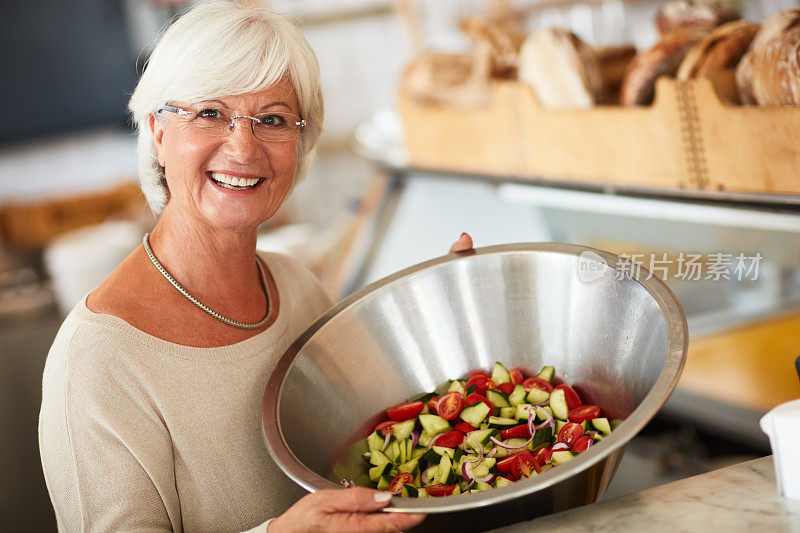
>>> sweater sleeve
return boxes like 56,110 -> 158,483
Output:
39,323 -> 181,532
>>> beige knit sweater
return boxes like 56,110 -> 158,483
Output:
39,251 -> 332,532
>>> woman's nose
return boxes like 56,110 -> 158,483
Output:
222,117 -> 263,161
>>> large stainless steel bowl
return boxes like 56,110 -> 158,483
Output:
263,243 -> 687,532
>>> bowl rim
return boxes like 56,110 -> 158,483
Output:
262,242 -> 688,512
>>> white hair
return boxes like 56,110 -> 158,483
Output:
128,0 -> 324,213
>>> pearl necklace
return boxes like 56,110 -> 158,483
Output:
142,233 -> 271,330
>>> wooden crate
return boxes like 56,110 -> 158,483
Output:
399,73 -> 800,196
0,182 -> 145,249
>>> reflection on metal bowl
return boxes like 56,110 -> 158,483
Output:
263,243 -> 688,532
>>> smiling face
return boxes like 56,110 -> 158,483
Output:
150,76 -> 300,234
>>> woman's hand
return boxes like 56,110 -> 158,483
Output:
449,233 -> 474,254
268,487 -> 425,533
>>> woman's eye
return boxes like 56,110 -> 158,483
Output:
258,114 -> 287,127
197,108 -> 223,119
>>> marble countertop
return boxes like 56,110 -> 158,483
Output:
491,457 -> 800,533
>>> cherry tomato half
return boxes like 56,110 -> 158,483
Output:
496,451 -> 526,474
427,396 -> 439,414
497,382 -> 516,395
466,375 -> 495,395
532,447 -> 552,466
572,435 -> 594,453
465,392 -> 493,411
568,404 -> 601,423
522,377 -> 553,393
454,422 -> 477,433
374,420 -> 396,436
509,369 -> 525,385
435,430 -> 465,448
426,483 -> 457,497
387,401 -> 424,421
500,424 -> 530,440
437,392 -> 464,420
557,422 -> 584,446
553,384 -> 582,410
469,370 -> 491,380
511,450 -> 541,479
388,473 -> 414,494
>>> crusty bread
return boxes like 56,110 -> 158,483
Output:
737,9 -> 800,105
401,51 -> 492,108
677,20 -> 760,80
656,0 -> 740,36
620,29 -> 706,106
518,28 -> 603,109
459,16 -> 526,80
594,45 -> 637,104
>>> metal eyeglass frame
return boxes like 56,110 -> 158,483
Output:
157,104 -> 306,141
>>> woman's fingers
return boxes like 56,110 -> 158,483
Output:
351,511 -> 427,533
321,487 -> 394,512
449,232 -> 474,253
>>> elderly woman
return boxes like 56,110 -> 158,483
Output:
38,1 -> 472,532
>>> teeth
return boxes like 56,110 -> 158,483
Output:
210,172 -> 261,188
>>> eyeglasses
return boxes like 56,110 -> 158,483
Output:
157,103 -> 306,142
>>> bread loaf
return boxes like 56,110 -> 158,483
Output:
677,20 -> 760,80
594,45 -> 637,104
620,29 -> 705,106
736,9 -> 800,105
401,52 -> 492,108
518,28 -> 603,109
655,0 -> 740,36
459,16 -> 526,79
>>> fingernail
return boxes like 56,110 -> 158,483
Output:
460,233 -> 468,239
374,491 -> 394,502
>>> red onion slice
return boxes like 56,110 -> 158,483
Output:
476,474 -> 495,485
380,432 -> 392,452
584,430 -> 597,438
486,447 -> 498,458
552,442 -> 569,451
362,452 -> 372,462
410,431 -> 420,449
467,445 -> 484,466
461,459 -> 474,480
533,408 -> 555,432
463,479 -> 476,492
339,479 -> 355,488
527,409 -> 537,438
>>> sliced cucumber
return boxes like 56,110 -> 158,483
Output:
369,462 -> 389,482
448,380 -> 466,395
432,446 -> 455,458
392,419 -> 416,441
474,480 -> 493,491
411,446 -> 427,461
499,407 -> 516,419
369,450 -> 391,466
398,438 -> 408,464
508,384 -> 527,406
487,416 -> 518,428
419,414 -> 450,436
417,487 -> 428,498
399,459 -> 419,475
472,457 -> 496,478
516,404 -> 534,421
452,485 -> 462,496
420,448 -> 441,465
465,428 -> 498,448
460,401 -> 491,427
536,406 -> 553,421
402,484 -> 418,497
491,362 -> 511,384
591,417 -> 612,435
611,418 -> 624,430
525,387 -> 550,405
385,440 -> 401,463
549,388 -> 569,420
376,475 -> 390,491
435,454 -> 452,484
531,426 -> 553,450
367,431 -> 384,452
551,450 -> 576,464
555,419 -> 568,434
495,476 -> 513,488
486,389 -> 510,408
536,365 -> 555,383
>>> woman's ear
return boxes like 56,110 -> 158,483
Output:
149,113 -> 167,167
